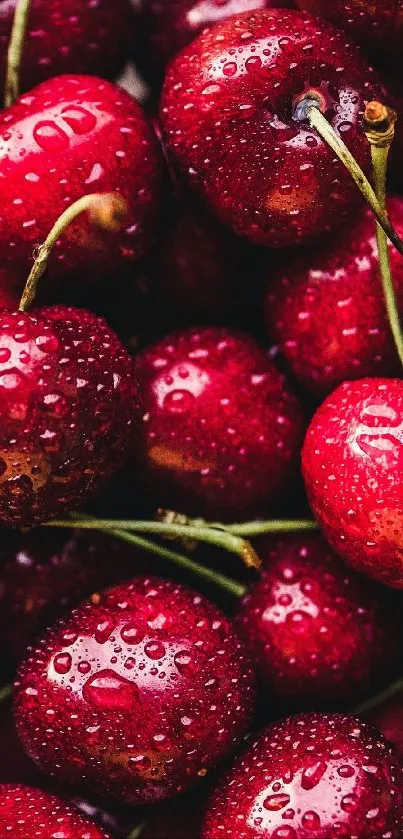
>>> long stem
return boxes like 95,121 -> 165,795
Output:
308,106 -> 403,259
4,0 -> 31,107
219,519 -> 318,537
110,529 -> 247,598
47,517 -> 260,569
354,676 -> 403,716
18,193 -> 128,312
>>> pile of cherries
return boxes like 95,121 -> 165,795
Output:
1,1 -> 403,838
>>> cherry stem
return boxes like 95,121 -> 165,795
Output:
47,515 -> 261,570
353,676 -> 403,716
127,824 -> 146,839
308,106 -> 403,259
0,684 -> 12,704
211,519 -> 318,536
363,102 -> 403,367
18,192 -> 129,312
4,0 -> 31,107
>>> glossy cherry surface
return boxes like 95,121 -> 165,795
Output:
14,577 -> 255,804
302,378 -> 403,588
0,75 -> 162,297
265,198 -> 403,396
160,8 -> 383,247
0,0 -> 134,95
236,533 -> 400,708
131,326 -> 304,519
0,785 -> 110,839
202,713 -> 403,838
0,305 -> 136,527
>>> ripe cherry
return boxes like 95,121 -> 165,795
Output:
0,785 -> 110,839
14,577 -> 255,804
302,378 -> 403,588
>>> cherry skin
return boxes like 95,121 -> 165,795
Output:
14,577 -> 255,804
295,1 -> 403,72
134,0 -> 294,85
236,533 -> 400,709
0,786 -> 110,839
131,326 -> 304,520
0,0 -> 134,95
0,528 -> 147,660
0,75 -> 162,296
202,713 -> 403,838
0,305 -> 137,527
302,378 -> 403,588
265,198 -> 403,396
160,8 -> 384,248
366,692 -> 403,760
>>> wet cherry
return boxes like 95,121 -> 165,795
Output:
265,198 -> 403,396
14,577 -> 255,804
302,378 -> 403,588
202,713 -> 403,838
0,785 -> 110,839
131,326 -> 304,519
0,305 -> 137,527
236,533 -> 400,708
160,8 -> 384,247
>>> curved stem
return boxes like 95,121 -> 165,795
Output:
219,519 -> 318,537
47,516 -> 260,570
354,676 -> 403,716
308,106 -> 403,259
110,529 -> 247,598
18,192 -> 128,312
4,0 -> 31,107
0,684 -> 12,704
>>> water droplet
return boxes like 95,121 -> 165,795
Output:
35,334 -> 59,353
78,661 -> 91,675
163,389 -> 195,414
144,641 -> 166,660
286,610 -> 312,632
53,652 -> 72,675
341,794 -> 359,812
263,793 -> 291,811
271,827 -> 297,839
61,105 -> 97,134
174,650 -> 194,675
129,754 -> 152,772
301,761 -> 327,790
61,630 -> 78,646
33,120 -> 70,152
0,348 -> 11,363
338,764 -> 355,778
83,669 -> 139,712
95,617 -> 115,644
223,61 -> 237,77
245,56 -> 262,72
120,623 -> 145,645
302,811 -> 321,830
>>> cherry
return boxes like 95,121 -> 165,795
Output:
236,533 -> 400,709
295,1 -> 403,73
302,378 -> 403,588
366,692 -> 403,759
14,577 -> 255,804
0,304 -> 137,527
202,712 -> 403,838
131,326 -> 304,520
0,785 -> 110,839
265,198 -> 403,396
0,0 -> 134,96
134,0 -> 294,86
0,528 -> 146,660
160,8 -> 385,248
0,75 -> 162,296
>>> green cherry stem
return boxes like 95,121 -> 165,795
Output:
0,684 -> 12,704
4,0 -> 31,107
47,515 -> 261,570
217,519 -> 318,537
353,676 -> 403,716
18,192 -> 129,312
363,101 -> 403,367
308,105 -> 403,259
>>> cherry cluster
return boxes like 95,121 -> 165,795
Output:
0,2 -> 403,838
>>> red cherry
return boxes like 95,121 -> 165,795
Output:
0,305 -> 137,527
0,785 -> 110,839
295,0 -> 403,72
134,0 -> 294,84
131,327 -> 304,519
14,577 -> 255,804
302,378 -> 403,588
236,533 -> 400,708
160,8 -> 384,247
0,528 -> 147,660
265,198 -> 403,396
366,692 -> 403,760
202,712 -> 403,838
0,0 -> 134,94
0,75 -> 162,295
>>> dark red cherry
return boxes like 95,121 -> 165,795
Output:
302,378 -> 403,588
14,577 -> 255,804
131,326 -> 304,519
366,691 -> 403,759
160,9 -> 384,247
265,198 -> 403,396
0,305 -> 137,527
202,713 -> 403,838
0,75 -> 162,297
0,786 -> 110,839
236,533 -> 400,708
0,0 -> 134,94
